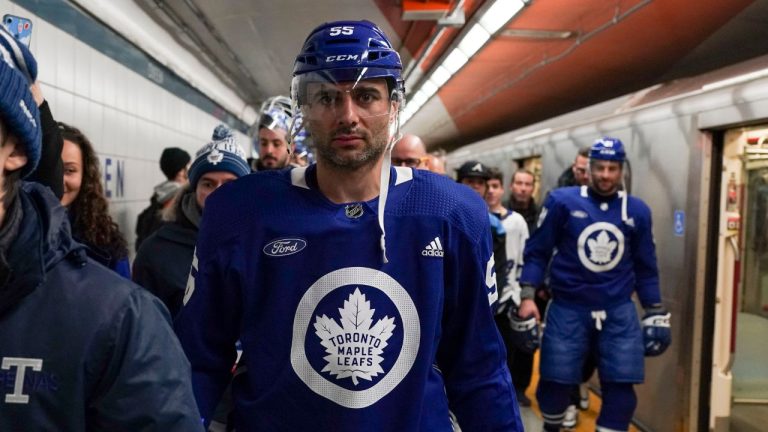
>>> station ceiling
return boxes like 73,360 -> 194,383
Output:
137,0 -> 766,151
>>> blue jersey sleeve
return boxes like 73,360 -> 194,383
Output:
174,189 -> 244,425
631,200 -> 661,306
520,193 -> 565,287
438,204 -> 523,431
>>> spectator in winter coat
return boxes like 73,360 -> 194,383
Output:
0,26 -> 202,431
135,146 -> 190,251
507,168 -> 539,234
59,122 -> 131,278
133,125 -> 250,318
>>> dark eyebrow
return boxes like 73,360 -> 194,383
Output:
353,84 -> 384,95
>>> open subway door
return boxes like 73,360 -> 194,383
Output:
710,126 -> 768,432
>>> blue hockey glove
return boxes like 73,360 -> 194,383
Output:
641,306 -> 671,356
508,311 -> 540,354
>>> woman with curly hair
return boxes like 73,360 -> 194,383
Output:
59,122 -> 130,278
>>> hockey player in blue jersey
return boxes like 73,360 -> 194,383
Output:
175,20 -> 523,431
518,137 -> 671,432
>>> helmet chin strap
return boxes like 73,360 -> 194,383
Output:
377,112 -> 402,263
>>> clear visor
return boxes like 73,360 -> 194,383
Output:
291,68 -> 403,123
259,112 -> 288,132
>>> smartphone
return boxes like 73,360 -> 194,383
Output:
2,14 -> 33,47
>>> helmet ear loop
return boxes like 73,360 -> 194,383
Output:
287,116 -> 306,156
387,90 -> 405,149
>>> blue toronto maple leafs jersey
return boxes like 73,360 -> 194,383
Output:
174,165 -> 522,431
520,186 -> 660,308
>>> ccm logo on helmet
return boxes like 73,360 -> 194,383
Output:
326,55 -> 359,62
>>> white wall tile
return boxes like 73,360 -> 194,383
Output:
55,28 -> 75,93
73,39 -> 91,100
89,52 -> 104,104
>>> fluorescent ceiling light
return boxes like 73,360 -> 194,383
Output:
442,48 -> 469,74
458,24 -> 491,57
430,66 -> 452,87
479,0 -> 525,34
404,0 -> 527,125
411,90 -> 429,108
421,79 -> 439,98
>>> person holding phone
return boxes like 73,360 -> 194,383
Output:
0,26 -> 203,431
2,15 -> 64,199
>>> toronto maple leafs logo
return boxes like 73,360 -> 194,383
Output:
290,267 -> 420,409
587,230 -> 617,264
577,222 -> 625,272
314,288 -> 395,385
207,148 -> 224,165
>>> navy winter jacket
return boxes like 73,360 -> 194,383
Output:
133,216 -> 197,318
0,182 -> 203,431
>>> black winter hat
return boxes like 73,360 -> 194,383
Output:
456,160 -> 491,182
159,147 -> 191,180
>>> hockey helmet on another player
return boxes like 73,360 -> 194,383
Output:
259,95 -> 292,119
291,20 -> 404,122
589,137 -> 626,163
508,313 -> 540,354
258,106 -> 291,133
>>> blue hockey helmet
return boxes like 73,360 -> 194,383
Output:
291,20 -> 405,120
590,137 -> 626,162
508,314 -> 540,354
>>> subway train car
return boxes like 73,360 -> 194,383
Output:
447,55 -> 768,432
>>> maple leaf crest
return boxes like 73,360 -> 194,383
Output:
586,230 -> 617,264
313,288 -> 396,386
206,148 -> 224,165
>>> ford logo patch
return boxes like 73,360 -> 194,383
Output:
263,238 -> 307,257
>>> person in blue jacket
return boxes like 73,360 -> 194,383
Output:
175,20 -> 523,431
0,27 -> 202,431
518,137 -> 672,432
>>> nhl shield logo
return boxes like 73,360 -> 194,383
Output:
344,203 -> 364,219
291,267 -> 420,409
577,222 -> 625,272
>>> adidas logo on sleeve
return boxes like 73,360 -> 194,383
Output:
422,237 -> 444,257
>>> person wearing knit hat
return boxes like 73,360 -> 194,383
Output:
160,147 -> 191,181
0,27 -> 66,199
0,26 -> 202,431
0,26 -> 41,178
134,124 -> 249,318
135,147 -> 191,251
188,124 -> 250,192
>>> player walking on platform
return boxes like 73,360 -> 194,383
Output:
175,20 -> 522,431
518,137 -> 671,432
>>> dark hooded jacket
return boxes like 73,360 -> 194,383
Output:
556,166 -> 577,188
0,182 -> 203,431
133,187 -> 199,318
